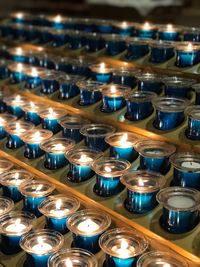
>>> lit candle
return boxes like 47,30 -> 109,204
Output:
114,21 -> 134,36
25,67 -> 42,89
135,22 -> 157,39
175,42 -> 200,67
11,12 -> 25,23
8,47 -> 28,63
23,101 -> 44,125
5,94 -> 27,118
0,114 -> 16,139
158,24 -> 181,41
90,62 -> 113,83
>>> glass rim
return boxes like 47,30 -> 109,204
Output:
192,83 -> 200,92
0,197 -> 14,217
185,105 -> 200,120
76,80 -> 103,91
80,124 -> 115,138
4,94 -> 28,105
136,73 -> 162,82
152,96 -> 189,112
38,108 -> 67,119
21,129 -> 53,144
125,91 -> 157,101
59,116 -> 90,129
90,63 -> 113,73
40,137 -> 75,153
0,159 -> 14,173
150,40 -> 174,48
0,114 -> 17,126
170,152 -> 200,171
100,84 -> 132,97
19,179 -> 55,197
0,169 -> 34,187
5,121 -> 35,135
105,131 -> 140,147
163,76 -> 196,87
22,102 -> 46,112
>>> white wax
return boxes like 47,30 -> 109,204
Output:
111,240 -> 135,258
6,222 -> 26,232
49,208 -> 69,217
32,243 -> 52,254
181,161 -> 200,169
167,196 -> 195,209
77,219 -> 99,232
77,154 -> 93,164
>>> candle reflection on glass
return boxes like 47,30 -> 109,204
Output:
23,101 -> 44,125
5,94 -> 27,118
90,62 -> 113,83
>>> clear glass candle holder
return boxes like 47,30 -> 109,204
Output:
137,251 -> 188,267
0,197 -> 14,217
149,41 -> 174,63
66,147 -> 103,183
20,229 -> 64,267
103,34 -> 126,56
170,152 -> 200,190
68,209 -> 111,253
40,71 -> 60,95
19,179 -> 55,217
153,97 -> 189,130
183,27 -> 200,42
192,83 -> 200,105
157,187 -> 200,234
39,108 -> 67,134
39,194 -> 80,234
71,57 -> 92,77
0,211 -> 36,254
23,102 -> 45,125
59,116 -> 90,143
185,105 -> 200,140
4,94 -> 28,118
135,22 -> 157,39
92,157 -> 131,197
136,73 -> 163,95
24,67 -> 44,89
99,228 -> 148,267
100,84 -> 131,113
158,24 -> 181,41
175,42 -> 200,67
105,132 -> 140,162
112,68 -> 140,88
125,37 -> 150,60
94,19 -> 114,34
5,121 -> 35,149
40,137 -> 75,169
121,171 -> 165,214
0,169 -> 34,202
48,248 -> 98,267
80,124 -> 116,151
8,62 -> 28,83
0,113 -> 16,139
21,129 -> 53,159
90,63 -> 113,83
136,140 -> 176,174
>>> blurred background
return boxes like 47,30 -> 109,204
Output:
0,0 -> 200,26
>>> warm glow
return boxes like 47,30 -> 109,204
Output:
138,179 -> 144,187
15,95 -> 21,101
16,13 -> 24,19
55,199 -> 62,210
37,236 -> 44,245
49,108 -> 54,114
120,240 -> 129,250
30,101 -> 35,108
0,118 -> 5,125
14,172 -> 20,180
163,264 -> 171,267
121,21 -> 128,28
36,184 -> 43,192
100,62 -> 105,71
16,47 -> 23,55
186,42 -> 193,51
31,68 -> 38,77
17,63 -> 23,71
15,218 -> 21,226
54,14 -> 62,23
143,22 -> 151,29
65,259 -> 73,267
110,85 -> 117,94
105,166 -> 112,172
166,24 -> 173,31
79,154 -> 91,163
32,131 -> 41,140
120,133 -> 128,143
16,122 -> 21,130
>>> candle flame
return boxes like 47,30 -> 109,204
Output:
186,42 -> 193,51
16,122 -> 21,130
36,184 -> 43,192
31,68 -> 38,77
120,240 -> 129,250
16,12 -> 23,19
163,264 -> 171,267
37,236 -> 44,245
32,131 -> 41,140
15,218 -> 21,226
15,172 -> 20,180
166,24 -> 173,31
16,47 -> 23,55
15,95 -> 21,101
17,63 -> 23,71
54,14 -> 62,23
65,259 -> 73,267
79,154 -> 91,163
120,133 -> 128,144
85,219 -> 93,227
53,143 -> 65,151
100,62 -> 105,71
0,117 -> 5,125
110,85 -> 117,94
55,199 -> 62,210
30,101 -> 35,108
49,108 -> 54,114
121,21 -> 128,28
105,166 -> 112,172
143,22 -> 150,29
138,179 -> 144,187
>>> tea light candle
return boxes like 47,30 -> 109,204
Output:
135,22 -> 157,39
136,140 -> 176,174
39,108 -> 67,134
112,68 -> 140,88
48,248 -> 98,267
5,121 -> 34,149
0,197 -> 14,217
40,138 -> 75,169
5,94 -> 27,118
0,169 -> 33,202
68,209 -> 111,253
92,158 -> 131,197
183,27 -> 200,42
99,228 -> 148,267
90,63 -> 113,83
20,229 -> 64,267
137,251 -> 188,267
170,152 -> 200,190
114,21 -> 135,36
10,12 -> 26,23
103,34 -> 126,56
101,84 -> 131,112
40,71 -> 60,95
158,24 -> 181,41
157,187 -> 200,233
19,180 -> 55,217
8,62 -> 28,83
121,171 -> 165,213
94,19 -> 114,34
150,41 -> 174,63
137,73 -> 163,95
38,195 -> 80,234
126,37 -> 150,60
23,101 -> 44,125
0,114 -> 16,139
80,124 -> 116,151
50,14 -> 65,29
186,105 -> 200,140
66,147 -> 102,182
192,83 -> 200,105
175,42 -> 200,67
25,67 -> 43,89
21,129 -> 53,159
59,116 -> 90,143
0,159 -> 14,174
8,47 -> 29,64
0,211 -> 36,254
105,132 -> 140,162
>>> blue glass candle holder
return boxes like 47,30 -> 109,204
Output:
126,38 -> 150,60
77,80 -> 102,106
8,47 -> 30,64
68,30 -> 85,50
85,33 -> 105,53
100,228 -> 148,267
20,229 -> 64,267
183,27 -> 200,42
23,102 -> 44,125
68,209 -> 111,254
125,91 -> 156,121
105,132 -> 139,162
22,129 -> 53,159
0,59 -> 10,80
0,197 -> 14,217
39,108 -> 67,134
0,169 -> 33,202
71,57 -> 91,77
51,29 -> 69,47
90,63 -> 113,83
76,18 -> 95,32
48,15 -> 67,29
114,21 -> 135,36
0,114 -> 16,139
23,25 -> 40,42
5,94 -> 27,118
39,195 -> 80,234
59,116 -> 90,143
37,27 -> 54,44
112,68 -> 140,88
80,124 -> 115,151
101,84 -> 131,113
153,97 -> 189,131
41,137 -> 75,170
104,34 -> 126,56
135,22 -> 157,39
192,83 -> 200,105
25,67 -> 42,89
0,211 -> 36,255
93,158 -> 130,197
157,187 -> 200,234
94,19 -> 114,34
121,171 -> 165,214
8,62 -> 28,84
175,43 -> 200,67
170,153 -> 200,190
20,180 -> 55,217
158,24 -> 181,41
136,140 -> 176,174
5,121 -> 35,149
150,41 -> 174,63
40,71 -> 60,95
53,56 -> 73,73
66,147 -> 102,183
10,12 -> 28,24
37,53 -> 55,70
137,73 -> 163,95
185,106 -> 200,140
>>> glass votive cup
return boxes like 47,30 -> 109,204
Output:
66,147 -> 102,183
40,137 -> 75,169
186,105 -> 200,140
77,80 -> 103,106
170,152 -> 200,190
157,187 -> 200,233
0,113 -> 16,139
51,29 -> 69,47
137,251 -> 188,267
0,211 -> 36,254
175,42 -> 200,67
183,27 -> 200,42
53,56 -> 72,73
112,68 -> 140,88
125,38 -> 150,60
99,228 -> 148,267
8,62 -> 28,84
38,194 -> 80,234
40,71 -> 60,95
90,63 -> 113,83
94,19 -> 114,34
67,30 -> 85,50
71,57 -> 92,77
5,121 -> 35,149
20,229 -> 64,267
135,22 -> 157,39
37,53 -> 55,69
4,94 -> 27,118
136,140 -> 176,174
103,34 -> 126,56
0,197 -> 14,217
150,41 -> 175,63
23,102 -> 44,125
48,248 -> 98,267
105,132 -> 140,162
121,171 -> 165,214
80,124 -> 116,151
153,97 -> 189,130
7,47 -> 31,64
101,84 -> 132,112
19,179 -> 55,217
59,116 -> 90,143
192,83 -> 200,105
158,24 -> 181,41
39,108 -> 67,134
92,157 -> 131,197
21,129 -> 53,159
68,209 -> 111,253
125,91 -> 156,121
137,73 -> 163,95
84,32 -> 105,53
24,67 -> 43,89
114,21 -> 135,36
0,59 -> 10,80
10,12 -> 29,24
0,169 -> 34,202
